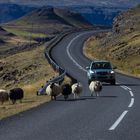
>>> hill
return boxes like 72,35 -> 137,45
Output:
67,6 -> 126,26
0,3 -> 35,23
84,5 -> 140,76
7,6 -> 92,30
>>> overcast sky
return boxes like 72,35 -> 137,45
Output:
0,0 -> 139,7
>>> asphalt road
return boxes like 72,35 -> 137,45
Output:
0,30 -> 140,140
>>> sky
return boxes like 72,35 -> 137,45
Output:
0,0 -> 140,7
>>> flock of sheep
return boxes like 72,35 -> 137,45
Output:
45,80 -> 102,101
0,80 -> 102,105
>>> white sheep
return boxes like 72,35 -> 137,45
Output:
46,83 -> 62,100
71,82 -> 82,99
89,81 -> 102,97
0,89 -> 9,104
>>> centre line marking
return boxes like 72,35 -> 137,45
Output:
129,90 -> 134,97
109,110 -> 128,131
123,86 -> 131,91
66,32 -> 93,72
128,98 -> 134,108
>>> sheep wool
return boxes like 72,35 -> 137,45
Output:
72,83 -> 82,99
89,81 -> 102,97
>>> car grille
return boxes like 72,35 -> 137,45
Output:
96,72 -> 108,75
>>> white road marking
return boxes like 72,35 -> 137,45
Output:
111,83 -> 135,130
109,110 -> 128,131
123,86 -> 131,91
128,98 -> 134,108
129,90 -> 134,97
120,86 -> 128,90
66,32 -> 90,72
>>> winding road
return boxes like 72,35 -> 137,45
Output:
0,30 -> 140,140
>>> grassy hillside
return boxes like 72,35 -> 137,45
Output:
84,5 -> 140,77
0,44 -> 56,119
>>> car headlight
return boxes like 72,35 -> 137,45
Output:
90,70 -> 96,74
110,71 -> 115,74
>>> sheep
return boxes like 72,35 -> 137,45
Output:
89,81 -> 102,97
61,83 -> 72,100
9,88 -> 24,104
71,82 -> 82,99
46,83 -> 62,100
0,89 -> 9,104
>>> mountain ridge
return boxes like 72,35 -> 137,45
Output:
0,3 -> 35,23
6,6 -> 92,31
0,0 -> 139,8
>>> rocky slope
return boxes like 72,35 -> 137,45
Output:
84,5 -> 140,76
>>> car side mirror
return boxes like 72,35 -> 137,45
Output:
86,66 -> 90,70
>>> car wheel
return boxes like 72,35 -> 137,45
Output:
110,80 -> 116,85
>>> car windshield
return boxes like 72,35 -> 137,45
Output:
91,62 -> 112,69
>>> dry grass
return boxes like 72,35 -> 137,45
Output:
0,95 -> 51,120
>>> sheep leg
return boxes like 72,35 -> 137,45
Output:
51,96 -> 53,100
73,93 -> 75,99
20,99 -> 22,103
54,95 -> 56,101
77,94 -> 80,99
12,100 -> 16,104
64,95 -> 68,100
95,92 -> 97,97
1,101 -> 4,105
75,94 -> 77,99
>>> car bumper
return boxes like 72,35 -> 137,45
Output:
89,75 -> 115,82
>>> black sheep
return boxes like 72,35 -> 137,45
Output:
62,84 -> 72,100
9,88 -> 24,104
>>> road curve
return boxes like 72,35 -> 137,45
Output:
0,30 -> 140,140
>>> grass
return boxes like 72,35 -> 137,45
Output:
4,27 -> 47,39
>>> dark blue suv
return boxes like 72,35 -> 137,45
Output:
86,60 -> 116,85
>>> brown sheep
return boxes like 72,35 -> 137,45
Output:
46,83 -> 62,100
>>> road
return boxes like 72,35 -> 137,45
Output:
0,30 -> 140,140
